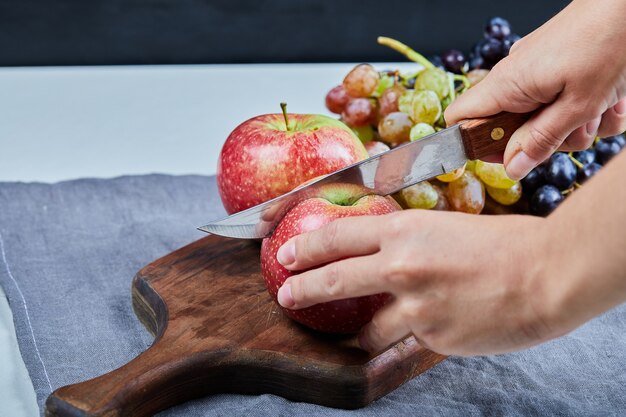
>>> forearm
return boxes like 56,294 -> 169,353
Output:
544,150 -> 626,332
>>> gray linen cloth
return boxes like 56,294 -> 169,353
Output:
0,174 -> 624,416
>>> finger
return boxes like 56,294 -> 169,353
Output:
597,98 -> 626,138
444,62 -> 544,126
558,117 -> 600,151
277,215 -> 384,271
277,253 -> 388,309
503,98 -> 595,180
358,301 -> 412,353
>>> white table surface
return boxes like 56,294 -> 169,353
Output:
0,62 -> 416,416
0,63 -> 416,183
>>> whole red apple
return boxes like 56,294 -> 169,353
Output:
217,104 -> 368,214
260,183 -> 401,334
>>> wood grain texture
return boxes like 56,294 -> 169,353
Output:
44,235 -> 446,417
460,112 -> 532,160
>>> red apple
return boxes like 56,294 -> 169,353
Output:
217,104 -> 368,214
260,183 -> 401,333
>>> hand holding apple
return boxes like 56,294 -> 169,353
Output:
260,183 -> 401,333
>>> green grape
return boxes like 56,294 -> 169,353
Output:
409,90 -> 442,125
436,163 -> 466,182
401,71 -> 420,88
410,123 -> 436,141
414,68 -> 450,99
486,182 -> 522,206
372,74 -> 396,97
400,181 -> 438,209
436,96 -> 451,128
378,112 -> 412,143
435,113 -> 446,128
448,171 -> 485,214
431,184 -> 450,211
351,125 -> 375,143
343,64 -> 380,98
475,160 -> 517,189
398,90 -> 415,114
440,95 -> 452,112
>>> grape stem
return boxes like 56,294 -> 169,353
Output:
280,102 -> 292,131
453,74 -> 471,93
568,152 -> 584,169
448,73 -> 456,102
377,37 -> 434,69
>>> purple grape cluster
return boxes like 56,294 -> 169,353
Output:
440,17 -> 521,74
522,135 -> 625,216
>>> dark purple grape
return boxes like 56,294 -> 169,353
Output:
577,162 -> 602,184
521,165 -> 546,196
595,138 -> 622,165
608,134 -> 625,149
502,34 -> 521,56
544,152 -> 577,190
572,149 -> 596,165
480,38 -> 504,64
468,53 -> 485,70
441,49 -> 467,74
471,41 -> 484,56
484,17 -> 512,40
530,185 -> 563,217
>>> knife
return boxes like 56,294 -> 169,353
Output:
199,111 -> 531,239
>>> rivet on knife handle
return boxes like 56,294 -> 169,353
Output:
459,112 -> 532,160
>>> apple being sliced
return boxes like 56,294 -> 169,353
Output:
261,183 -> 401,334
217,104 -> 368,214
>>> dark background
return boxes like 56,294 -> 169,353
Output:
0,0 -> 569,66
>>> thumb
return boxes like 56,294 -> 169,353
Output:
503,98 -> 595,180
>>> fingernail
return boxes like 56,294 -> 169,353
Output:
358,332 -> 372,352
506,150 -> 539,181
614,100 -> 626,115
277,284 -> 295,308
586,117 -> 601,136
277,241 -> 295,266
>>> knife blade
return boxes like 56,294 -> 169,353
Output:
199,111 -> 531,239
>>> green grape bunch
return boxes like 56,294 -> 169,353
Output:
323,35 -> 522,215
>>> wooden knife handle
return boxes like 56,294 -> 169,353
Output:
458,112 -> 532,160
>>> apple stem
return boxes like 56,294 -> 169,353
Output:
280,102 -> 292,131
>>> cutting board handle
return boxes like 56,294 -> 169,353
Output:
459,111 -> 532,160
44,337 -> 205,417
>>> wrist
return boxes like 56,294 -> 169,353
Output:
512,215 -> 571,344
538,209 -> 621,340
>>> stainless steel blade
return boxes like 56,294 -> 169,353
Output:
199,124 -> 468,239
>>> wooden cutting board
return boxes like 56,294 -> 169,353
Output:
44,234 -> 447,417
